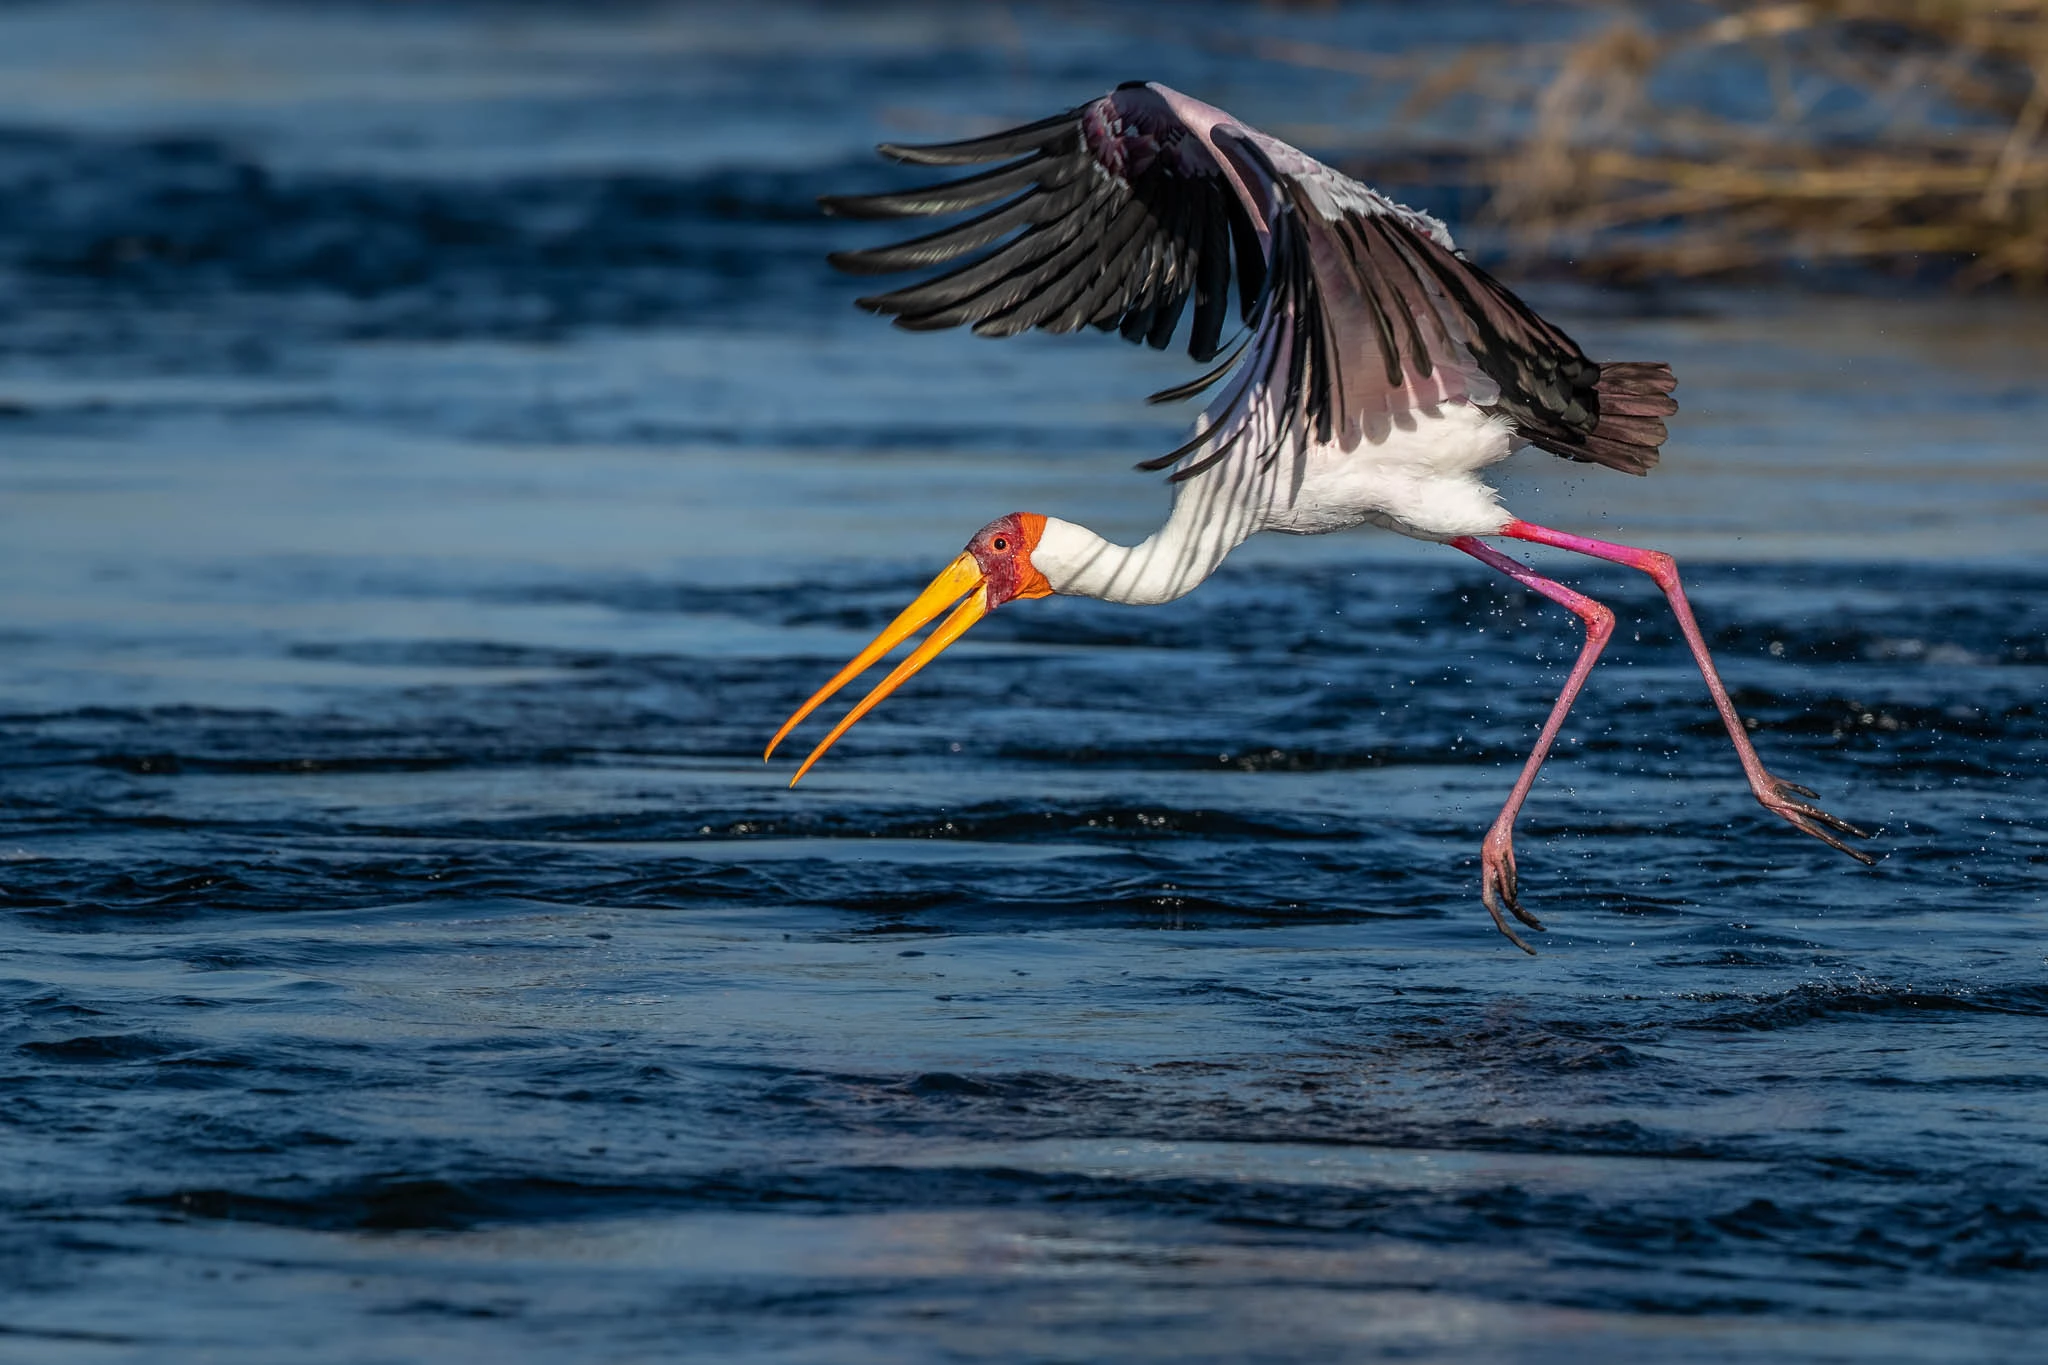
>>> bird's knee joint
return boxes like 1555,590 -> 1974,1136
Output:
1640,550 -> 1680,589
1583,603 -> 1616,642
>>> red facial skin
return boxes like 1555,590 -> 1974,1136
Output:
965,512 -> 1052,607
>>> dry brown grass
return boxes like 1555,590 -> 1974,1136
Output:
1255,2 -> 2048,286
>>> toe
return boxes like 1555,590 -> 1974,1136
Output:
1481,870 -> 1538,955
1760,774 -> 1878,855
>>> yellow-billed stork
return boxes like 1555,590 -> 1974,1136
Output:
766,82 -> 1874,952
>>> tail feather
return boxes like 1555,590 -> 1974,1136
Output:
1572,361 -> 1678,475
1600,393 -> 1679,418
1589,413 -> 1669,446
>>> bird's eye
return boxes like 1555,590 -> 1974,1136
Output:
991,537 -> 1009,552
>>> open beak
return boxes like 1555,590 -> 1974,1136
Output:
764,553 -> 988,786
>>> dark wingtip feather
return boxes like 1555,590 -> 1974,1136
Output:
875,109 -> 1080,166
1144,336 -> 1249,405
816,159 -> 1045,222
1134,419 -> 1223,471
828,250 -> 895,276
820,193 -> 914,222
826,96 -> 1262,376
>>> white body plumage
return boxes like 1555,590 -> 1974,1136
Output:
1037,400 -> 1516,606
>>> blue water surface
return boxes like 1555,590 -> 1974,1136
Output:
2,3 -> 2046,1361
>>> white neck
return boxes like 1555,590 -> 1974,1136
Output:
1034,470 -> 1264,606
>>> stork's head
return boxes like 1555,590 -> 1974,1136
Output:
960,512 -> 1055,609
765,513 -> 1054,784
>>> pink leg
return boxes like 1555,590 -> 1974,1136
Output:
1450,536 -> 1616,954
1499,520 -> 1874,862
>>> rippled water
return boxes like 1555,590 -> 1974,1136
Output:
3,3 -> 2046,1361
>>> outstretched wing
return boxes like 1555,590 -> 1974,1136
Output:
1150,131 -> 1679,480
821,84 -> 1265,363
828,83 -> 1678,478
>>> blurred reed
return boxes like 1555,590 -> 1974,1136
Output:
1255,2 -> 2048,286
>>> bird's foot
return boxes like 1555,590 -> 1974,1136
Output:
1752,773 -> 1878,864
1480,823 -> 1545,955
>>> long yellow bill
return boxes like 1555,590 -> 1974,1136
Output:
765,553 -> 989,786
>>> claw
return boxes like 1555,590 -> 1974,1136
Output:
1507,883 -> 1545,932
1480,826 -> 1544,954
1783,811 -> 1880,865
1482,882 -> 1537,955
1757,774 -> 1878,865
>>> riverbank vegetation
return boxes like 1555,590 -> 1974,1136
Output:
1269,2 -> 2048,286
